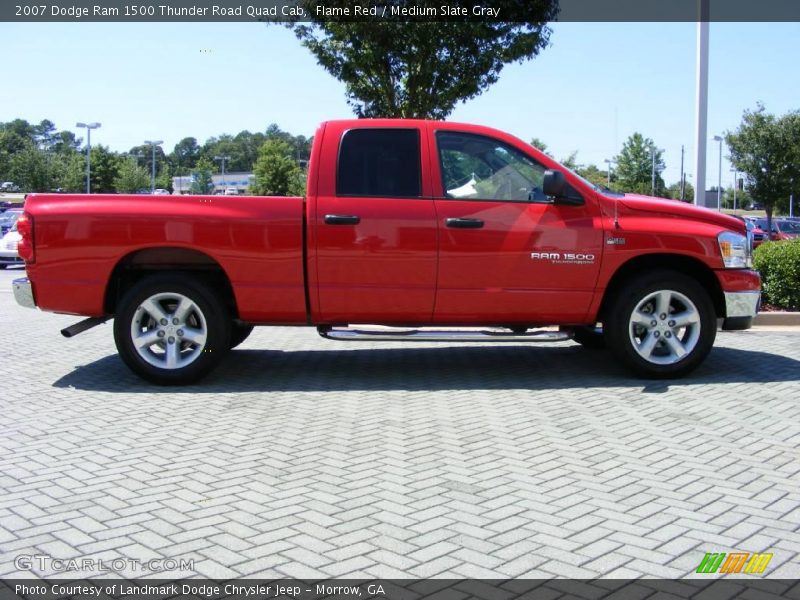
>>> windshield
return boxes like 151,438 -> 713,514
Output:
0,211 -> 21,227
777,220 -> 800,234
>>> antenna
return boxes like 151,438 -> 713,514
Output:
614,196 -> 620,229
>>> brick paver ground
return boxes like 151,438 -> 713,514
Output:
1,267 -> 799,579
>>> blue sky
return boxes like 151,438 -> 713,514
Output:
3,21 -> 800,190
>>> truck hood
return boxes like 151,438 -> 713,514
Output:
618,193 -> 745,233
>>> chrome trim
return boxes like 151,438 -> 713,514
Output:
724,291 -> 760,318
319,326 -> 572,343
12,277 -> 35,309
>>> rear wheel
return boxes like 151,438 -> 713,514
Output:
605,271 -> 716,378
113,273 -> 231,385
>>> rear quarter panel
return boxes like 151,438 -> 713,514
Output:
24,193 -> 306,322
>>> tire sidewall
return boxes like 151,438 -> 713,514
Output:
114,273 -> 231,385
606,271 -> 716,378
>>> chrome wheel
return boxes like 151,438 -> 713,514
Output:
628,289 -> 701,366
130,292 -> 208,370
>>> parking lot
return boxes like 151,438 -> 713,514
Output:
1,266 -> 799,580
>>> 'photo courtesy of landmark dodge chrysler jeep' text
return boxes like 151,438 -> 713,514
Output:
12,119 -> 760,384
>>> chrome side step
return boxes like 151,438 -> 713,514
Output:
318,326 -> 572,343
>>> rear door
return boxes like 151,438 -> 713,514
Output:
312,123 -> 438,324
430,126 -> 604,324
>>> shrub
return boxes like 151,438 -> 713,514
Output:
753,239 -> 800,310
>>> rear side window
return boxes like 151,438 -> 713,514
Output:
337,129 -> 421,197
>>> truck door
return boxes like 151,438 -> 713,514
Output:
312,125 -> 438,323
430,128 -> 603,324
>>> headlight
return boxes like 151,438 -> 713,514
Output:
718,231 -> 751,268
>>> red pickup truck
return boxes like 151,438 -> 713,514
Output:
12,119 -> 760,384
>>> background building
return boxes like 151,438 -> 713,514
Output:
172,172 -> 254,195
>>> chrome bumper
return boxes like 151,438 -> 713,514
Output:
12,277 -> 35,309
724,290 -> 760,318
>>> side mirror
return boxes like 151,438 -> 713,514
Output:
542,170 -> 566,197
542,169 -> 584,206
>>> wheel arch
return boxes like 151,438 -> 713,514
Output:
103,247 -> 239,318
597,254 -> 725,322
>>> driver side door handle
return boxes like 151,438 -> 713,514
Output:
445,217 -> 484,229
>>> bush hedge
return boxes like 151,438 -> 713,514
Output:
753,239 -> 800,310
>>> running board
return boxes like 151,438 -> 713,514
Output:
318,326 -> 572,343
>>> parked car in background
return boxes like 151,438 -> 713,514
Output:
224,187 -> 239,196
0,224 -> 22,269
153,189 -> 171,195
0,182 -> 20,193
0,209 -> 22,235
754,218 -> 800,241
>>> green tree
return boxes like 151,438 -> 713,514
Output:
190,157 -> 215,194
114,158 -> 151,193
170,137 -> 201,172
529,137 -> 549,155
726,104 -> 800,231
560,151 -> 580,171
88,145 -> 121,193
576,164 -> 611,189
614,132 -> 666,196
251,140 -> 305,196
8,142 -> 51,192
666,180 -> 695,203
288,5 -> 557,119
52,152 -> 87,192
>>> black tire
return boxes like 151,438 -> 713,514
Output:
570,325 -> 606,349
113,272 -> 231,385
604,270 -> 716,378
230,323 -> 254,349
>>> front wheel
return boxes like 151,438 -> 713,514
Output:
605,271 -> 716,378
114,273 -> 231,385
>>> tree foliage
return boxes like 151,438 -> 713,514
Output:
114,158 -> 152,193
614,132 -> 666,196
726,104 -> 800,230
288,3 -> 557,119
190,157 -> 215,194
251,140 -> 306,196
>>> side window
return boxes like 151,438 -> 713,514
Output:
337,129 -> 421,197
437,131 -> 547,202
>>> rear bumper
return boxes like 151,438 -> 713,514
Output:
12,277 -> 35,309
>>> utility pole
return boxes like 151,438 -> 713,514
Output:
144,140 -> 163,193
680,145 -> 685,201
214,155 -> 230,189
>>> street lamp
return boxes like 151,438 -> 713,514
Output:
144,140 -> 163,192
712,135 -> 723,211
730,167 -> 738,212
603,159 -> 615,188
75,122 -> 101,193
214,155 -> 230,190
649,147 -> 664,196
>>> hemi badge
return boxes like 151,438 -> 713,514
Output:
606,237 -> 626,245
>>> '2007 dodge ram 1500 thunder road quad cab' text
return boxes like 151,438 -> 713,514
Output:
12,119 -> 760,385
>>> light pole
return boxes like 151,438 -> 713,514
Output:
76,122 -> 101,193
649,147 -> 664,197
144,140 -> 163,192
604,159 -> 615,188
214,155 -> 230,190
730,167 -> 738,212
713,135 -> 723,210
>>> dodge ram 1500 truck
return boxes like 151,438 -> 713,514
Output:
12,119 -> 760,384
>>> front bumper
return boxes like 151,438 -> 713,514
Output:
722,290 -> 760,331
12,277 -> 35,309
724,290 -> 760,318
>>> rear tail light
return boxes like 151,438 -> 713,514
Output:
16,213 -> 34,263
